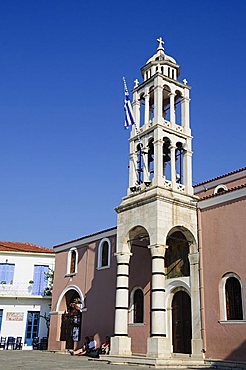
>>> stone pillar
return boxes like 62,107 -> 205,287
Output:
154,77 -> 163,124
153,137 -> 163,186
144,91 -> 150,125
170,145 -> 176,186
132,91 -> 140,135
169,92 -> 176,126
184,148 -> 193,195
129,152 -> 138,189
181,87 -> 190,133
147,244 -> 168,358
110,252 -> 132,356
189,251 -> 203,358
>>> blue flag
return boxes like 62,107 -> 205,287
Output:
123,77 -> 135,128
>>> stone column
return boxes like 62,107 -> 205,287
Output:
184,148 -> 193,195
188,251 -> 203,358
147,244 -> 168,358
170,145 -> 176,186
132,91 -> 140,135
129,152 -> 138,189
169,92 -> 176,126
110,252 -> 132,356
154,76 -> 163,124
181,87 -> 190,133
144,91 -> 150,125
153,137 -> 163,186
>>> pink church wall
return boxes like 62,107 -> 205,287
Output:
48,233 -> 117,350
199,196 -> 246,361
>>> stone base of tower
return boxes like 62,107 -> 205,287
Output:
110,336 -> 132,356
147,336 -> 171,358
191,338 -> 204,358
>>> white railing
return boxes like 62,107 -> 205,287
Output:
0,282 -> 51,297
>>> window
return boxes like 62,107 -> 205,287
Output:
67,248 -> 78,275
97,238 -> 111,269
0,263 -> 15,284
133,289 -> 144,323
130,288 -> 144,324
32,265 -> 49,296
225,277 -> 243,320
214,184 -> 227,194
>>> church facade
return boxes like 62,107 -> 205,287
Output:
48,39 -> 246,364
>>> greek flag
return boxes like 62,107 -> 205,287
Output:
123,77 -> 135,128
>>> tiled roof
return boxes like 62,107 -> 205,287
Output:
0,241 -> 54,254
53,226 -> 117,248
194,167 -> 246,187
198,183 -> 246,201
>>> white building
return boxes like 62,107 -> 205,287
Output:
0,241 -> 55,348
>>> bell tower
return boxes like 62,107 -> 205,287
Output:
128,36 -> 192,195
111,38 -> 202,360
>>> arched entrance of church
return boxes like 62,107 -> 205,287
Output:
128,226 -> 151,354
58,288 -> 83,350
172,290 -> 191,354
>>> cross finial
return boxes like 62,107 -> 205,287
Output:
183,78 -> 188,85
134,79 -> 139,88
157,36 -> 164,51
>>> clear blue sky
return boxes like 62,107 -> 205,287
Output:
0,0 -> 245,247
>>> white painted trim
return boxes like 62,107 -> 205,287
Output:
54,228 -> 116,252
219,320 -> 246,324
97,238 -> 111,269
66,248 -> 78,275
219,273 -> 244,321
56,285 -> 85,312
214,184 -> 227,194
198,187 -> 246,209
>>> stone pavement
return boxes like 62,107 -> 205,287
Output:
0,350 -> 152,370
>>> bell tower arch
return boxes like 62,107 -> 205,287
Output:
111,38 -> 202,359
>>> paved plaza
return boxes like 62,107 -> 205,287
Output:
0,350 -> 153,370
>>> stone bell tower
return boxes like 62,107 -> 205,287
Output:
111,38 -> 202,359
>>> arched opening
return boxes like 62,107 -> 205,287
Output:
139,93 -> 145,127
175,142 -> 184,184
137,143 -> 143,184
128,226 -> 151,354
225,276 -> 243,320
148,138 -> 154,181
149,87 -> 154,121
165,231 -> 190,278
59,288 -> 83,350
98,238 -> 111,269
172,290 -> 192,354
70,250 -> 76,274
163,85 -> 171,121
131,288 -> 144,323
175,90 -> 182,125
163,137 -> 171,180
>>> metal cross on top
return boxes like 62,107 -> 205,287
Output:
157,36 -> 164,50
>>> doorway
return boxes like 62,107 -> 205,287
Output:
25,311 -> 40,346
172,290 -> 191,354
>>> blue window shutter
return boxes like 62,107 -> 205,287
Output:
0,265 -> 5,282
32,265 -> 49,295
40,266 -> 49,295
32,265 -> 42,295
6,264 -> 14,284
0,264 -> 14,283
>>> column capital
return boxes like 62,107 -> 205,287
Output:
148,244 -> 167,257
188,252 -> 199,265
114,252 -> 132,264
